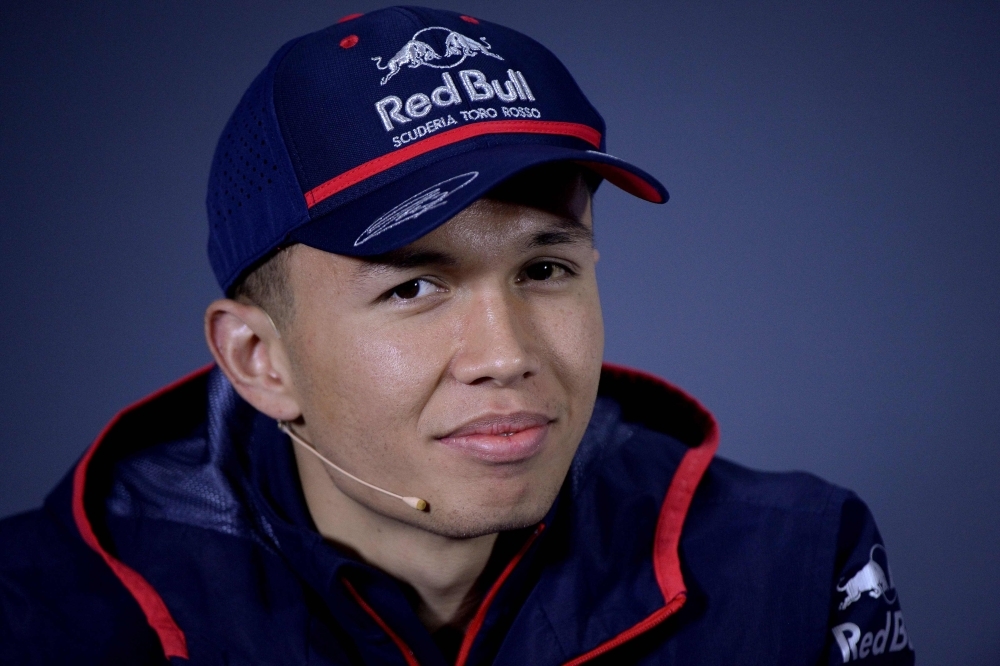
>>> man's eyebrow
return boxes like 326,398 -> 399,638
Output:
528,217 -> 594,248
353,249 -> 458,279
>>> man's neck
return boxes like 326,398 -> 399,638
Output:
293,444 -> 497,632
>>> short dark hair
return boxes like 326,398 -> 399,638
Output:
230,246 -> 294,329
228,164 -> 600,327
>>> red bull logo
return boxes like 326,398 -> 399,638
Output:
831,612 -> 912,662
829,544 -> 913,661
372,26 -> 504,85
836,544 -> 897,610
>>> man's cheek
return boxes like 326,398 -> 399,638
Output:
342,330 -> 446,406
536,296 -> 603,370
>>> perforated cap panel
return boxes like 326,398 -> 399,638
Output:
211,100 -> 279,222
206,39 -> 307,294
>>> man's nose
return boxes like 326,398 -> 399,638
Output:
450,288 -> 540,387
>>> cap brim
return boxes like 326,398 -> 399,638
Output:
289,144 -> 667,257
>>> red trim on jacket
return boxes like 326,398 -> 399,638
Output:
454,523 -> 546,666
341,524 -> 547,666
343,578 -> 421,666
561,363 -> 719,665
302,120 -> 602,208
70,364 -> 214,661
70,362 -> 716,664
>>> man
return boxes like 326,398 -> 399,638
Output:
0,7 -> 914,664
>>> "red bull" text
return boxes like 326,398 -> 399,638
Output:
376,70 -> 535,132
831,612 -> 913,663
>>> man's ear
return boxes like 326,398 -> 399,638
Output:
204,299 -> 301,421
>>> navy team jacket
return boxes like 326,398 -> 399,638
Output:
0,364 -> 915,664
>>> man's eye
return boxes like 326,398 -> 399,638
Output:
388,278 -> 438,300
522,261 -> 567,281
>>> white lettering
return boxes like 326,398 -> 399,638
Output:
376,95 -> 410,131
831,622 -> 861,663
872,612 -> 891,655
492,72 -> 519,102
507,69 -> 526,100
501,106 -> 542,119
391,114 -> 458,148
459,108 -> 497,121
515,70 -> 535,101
405,93 -> 432,118
377,70 -> 534,132
859,632 -> 873,659
831,611 -> 911,662
458,69 -> 494,101
431,72 -> 462,107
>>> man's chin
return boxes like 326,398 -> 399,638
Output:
417,498 -> 555,539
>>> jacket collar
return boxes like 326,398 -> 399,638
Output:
495,364 -> 719,664
57,363 -> 718,664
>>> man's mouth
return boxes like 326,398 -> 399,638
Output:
437,413 -> 554,463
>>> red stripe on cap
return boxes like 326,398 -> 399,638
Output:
574,160 -> 665,203
303,120 -> 602,209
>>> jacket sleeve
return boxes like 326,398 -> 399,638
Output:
820,495 -> 914,665
0,507 -> 167,664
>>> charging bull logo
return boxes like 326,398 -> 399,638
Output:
836,544 -> 897,610
373,26 -> 503,85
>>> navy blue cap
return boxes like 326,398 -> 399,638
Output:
207,6 -> 668,294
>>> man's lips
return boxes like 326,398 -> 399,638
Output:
437,413 -> 554,463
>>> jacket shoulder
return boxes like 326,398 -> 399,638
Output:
699,455 -> 852,513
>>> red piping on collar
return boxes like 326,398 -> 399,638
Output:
302,119 -> 602,208
70,363 -> 215,661
455,523 -> 546,666
69,362 -> 714,663
340,523 -> 545,666
343,578 -> 421,666
562,363 -> 720,665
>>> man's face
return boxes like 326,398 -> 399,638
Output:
281,173 -> 603,537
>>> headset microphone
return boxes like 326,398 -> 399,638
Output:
277,421 -> 428,511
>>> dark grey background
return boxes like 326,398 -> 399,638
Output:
1,2 -> 997,663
